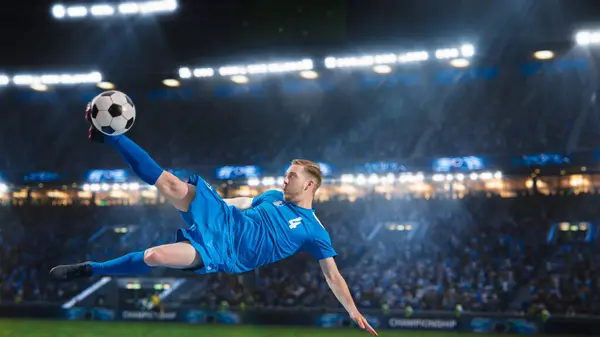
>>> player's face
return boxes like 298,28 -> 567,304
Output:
283,164 -> 313,201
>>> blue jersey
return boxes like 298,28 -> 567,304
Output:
229,190 -> 337,273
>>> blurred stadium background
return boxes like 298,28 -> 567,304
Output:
2,0 -> 600,336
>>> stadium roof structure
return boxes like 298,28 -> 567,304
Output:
2,0 -> 600,90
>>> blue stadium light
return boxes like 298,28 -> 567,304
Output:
0,75 -> 9,86
51,0 -> 177,19
179,59 -> 313,80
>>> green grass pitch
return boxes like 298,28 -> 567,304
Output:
0,319 -> 552,337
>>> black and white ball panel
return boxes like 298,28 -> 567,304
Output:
90,91 -> 136,136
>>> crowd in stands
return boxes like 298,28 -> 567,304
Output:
1,192 -> 598,316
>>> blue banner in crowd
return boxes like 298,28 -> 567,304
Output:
433,156 -> 485,172
216,166 -> 260,180
512,153 -> 570,167
361,162 -> 408,174
23,171 -> 61,183
86,169 -> 129,183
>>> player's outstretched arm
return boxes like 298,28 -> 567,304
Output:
223,197 -> 253,210
319,257 -> 378,336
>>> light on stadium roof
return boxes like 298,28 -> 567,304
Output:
460,44 -> 475,57
97,81 -> 115,90
576,31 -> 600,45
398,51 -> 429,63
12,72 -> 102,86
299,70 -> 318,79
90,5 -> 115,16
534,50 -> 554,60
247,178 -> 260,187
52,1 -> 177,19
162,79 -> 180,87
218,59 -> 314,76
231,75 -> 249,84
373,65 -> 392,74
340,174 -> 355,184
450,58 -> 470,68
193,68 -> 215,78
30,84 -> 49,92
0,75 -> 8,86
0,183 -> 7,194
178,67 -> 192,79
435,48 -> 460,59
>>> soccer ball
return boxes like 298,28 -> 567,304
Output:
90,90 -> 136,136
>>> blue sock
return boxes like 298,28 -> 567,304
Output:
89,251 -> 153,276
106,135 -> 164,185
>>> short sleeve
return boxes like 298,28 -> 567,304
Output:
251,190 -> 283,207
304,231 -> 337,260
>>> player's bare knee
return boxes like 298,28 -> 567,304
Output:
143,247 -> 165,267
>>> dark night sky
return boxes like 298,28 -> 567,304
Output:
1,0 -> 600,77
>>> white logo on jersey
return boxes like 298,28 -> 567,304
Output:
288,217 -> 302,229
273,201 -> 283,207
204,181 -> 213,191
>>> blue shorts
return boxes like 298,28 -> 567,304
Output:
175,175 -> 235,274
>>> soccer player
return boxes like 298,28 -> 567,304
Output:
50,103 -> 378,336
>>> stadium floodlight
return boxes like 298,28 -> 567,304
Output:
373,65 -> 392,74
479,172 -> 493,180
231,75 -> 249,84
30,84 -> 49,92
193,68 -> 214,78
575,31 -> 600,45
261,177 -> 275,186
178,67 -> 192,79
66,6 -> 87,17
90,4 -> 115,16
461,44 -> 475,57
436,48 -> 460,59
12,71 -> 102,86
450,58 -> 470,68
494,171 -> 503,179
367,174 -> 380,185
162,79 -> 180,87
52,0 -> 177,19
299,70 -> 318,79
534,50 -> 554,60
398,51 -> 429,63
247,178 -> 260,187
52,5 -> 66,18
97,81 -> 115,90
0,75 -> 9,86
324,55 -> 388,69
470,173 -> 479,180
432,174 -> 445,182
218,59 -> 313,76
355,174 -> 367,185
0,183 -> 7,194
340,174 -> 355,184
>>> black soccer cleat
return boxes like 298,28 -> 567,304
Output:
49,263 -> 93,281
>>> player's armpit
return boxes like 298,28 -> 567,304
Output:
223,197 -> 254,210
154,171 -> 196,212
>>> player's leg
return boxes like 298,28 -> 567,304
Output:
105,135 -> 195,211
49,242 -> 202,281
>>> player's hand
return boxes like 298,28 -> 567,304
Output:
350,310 -> 378,336
85,102 -> 105,143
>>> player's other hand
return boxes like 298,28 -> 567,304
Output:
350,310 -> 378,336
85,102 -> 105,143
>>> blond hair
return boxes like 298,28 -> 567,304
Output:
291,159 -> 323,191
